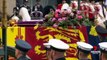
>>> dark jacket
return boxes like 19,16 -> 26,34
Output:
56,57 -> 65,60
17,56 -> 31,60
32,4 -> 43,12
79,58 -> 90,60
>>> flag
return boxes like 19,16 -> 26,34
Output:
7,27 -> 25,47
1,26 -> 89,60
25,26 -> 89,60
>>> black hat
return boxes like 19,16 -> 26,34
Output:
15,40 -> 32,53
96,25 -> 107,36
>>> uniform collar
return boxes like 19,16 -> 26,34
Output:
79,58 -> 90,60
56,57 -> 65,60
17,56 -> 26,60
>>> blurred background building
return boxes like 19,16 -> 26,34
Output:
0,0 -> 16,16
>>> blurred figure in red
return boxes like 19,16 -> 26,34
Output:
57,0 -> 67,10
88,0 -> 95,22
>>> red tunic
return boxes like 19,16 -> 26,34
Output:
57,4 -> 63,10
88,6 -> 94,19
83,5 -> 88,16
94,6 -> 100,16
80,2 -> 84,11
72,3 -> 77,9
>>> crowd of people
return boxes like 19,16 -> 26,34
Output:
10,0 -> 43,22
10,0 -> 107,27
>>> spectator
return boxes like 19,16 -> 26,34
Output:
43,5 -> 55,17
23,0 -> 31,14
32,1 -> 43,18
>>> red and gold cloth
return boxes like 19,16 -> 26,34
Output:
4,26 -> 89,60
